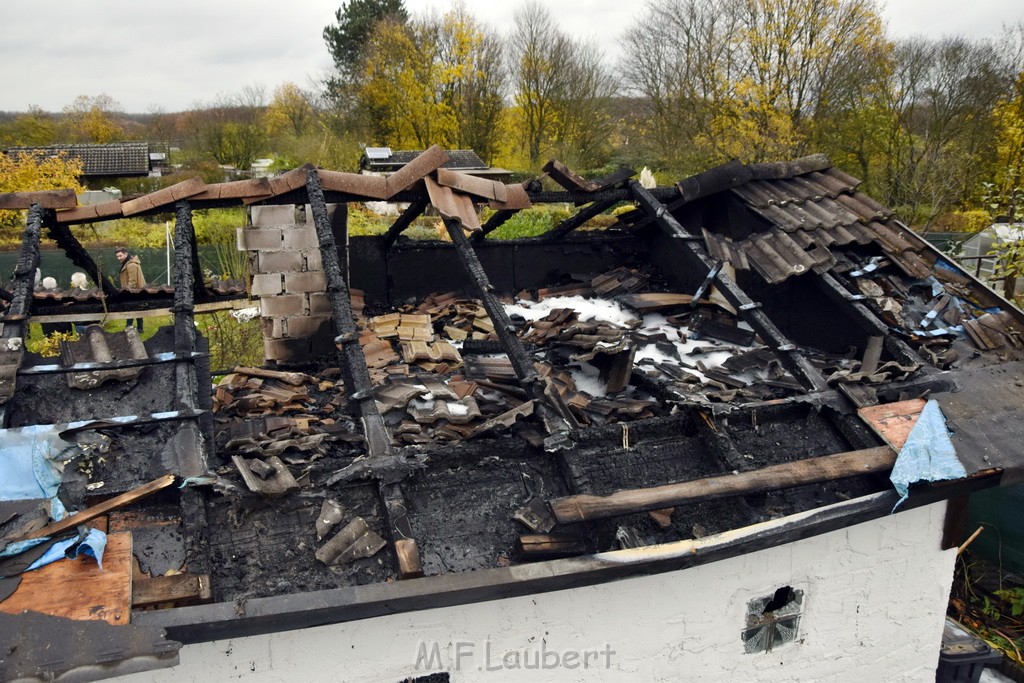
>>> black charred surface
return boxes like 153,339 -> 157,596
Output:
562,415 -> 722,496
7,204 -> 43,320
401,438 -> 568,576
8,359 -> 176,427
676,159 -> 753,203
205,482 -> 390,601
632,181 -> 829,393
0,612 -> 179,681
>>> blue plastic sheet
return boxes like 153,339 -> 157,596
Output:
25,529 -> 107,573
0,425 -> 106,572
891,399 -> 966,510
0,425 -> 74,504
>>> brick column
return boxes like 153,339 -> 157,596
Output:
238,204 -> 337,363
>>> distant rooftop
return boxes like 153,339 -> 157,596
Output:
361,148 -> 490,172
5,142 -> 150,178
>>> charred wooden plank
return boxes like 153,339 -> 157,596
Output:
548,446 -> 896,524
133,572 -> 212,608
517,534 -> 589,560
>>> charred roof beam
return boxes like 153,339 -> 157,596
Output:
306,170 -> 392,460
442,216 -> 581,434
381,200 -> 428,249
6,204 -> 44,321
308,170 -> 426,580
44,218 -> 119,297
471,209 -> 520,242
629,181 -> 830,393
171,200 -> 213,575
539,198 -> 619,243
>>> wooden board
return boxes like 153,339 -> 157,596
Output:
28,297 -> 251,324
0,532 -> 132,625
858,398 -> 927,451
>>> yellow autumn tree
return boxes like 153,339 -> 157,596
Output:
988,71 -> 1024,219
358,6 -> 505,155
0,151 -> 85,240
265,83 -> 317,138
63,94 -> 126,143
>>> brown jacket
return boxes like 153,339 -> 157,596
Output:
119,255 -> 146,290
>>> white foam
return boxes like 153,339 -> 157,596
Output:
505,296 -> 638,327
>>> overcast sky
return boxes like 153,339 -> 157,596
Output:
1,0 -> 1022,113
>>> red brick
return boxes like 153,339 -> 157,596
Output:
257,251 -> 304,273
237,228 -> 283,251
284,271 -> 326,293
251,273 -> 283,296
260,295 -> 305,317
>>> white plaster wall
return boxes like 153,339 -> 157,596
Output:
119,502 -> 954,682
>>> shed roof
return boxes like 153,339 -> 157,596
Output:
6,142 -> 150,177
362,148 -> 489,171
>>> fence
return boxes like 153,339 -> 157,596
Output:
0,246 -> 226,289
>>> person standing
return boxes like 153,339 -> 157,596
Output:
115,246 -> 146,330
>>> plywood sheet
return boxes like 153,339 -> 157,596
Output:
858,398 -> 927,451
0,532 -> 132,626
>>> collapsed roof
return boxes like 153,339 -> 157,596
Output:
1,148 -> 1023,680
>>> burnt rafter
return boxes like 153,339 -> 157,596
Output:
443,216 -> 580,433
306,170 -> 392,462
629,181 -> 830,393
471,209 -> 520,242
45,219 -> 119,297
7,204 -> 44,321
381,200 -> 428,249
308,169 -> 426,580
539,198 -> 620,242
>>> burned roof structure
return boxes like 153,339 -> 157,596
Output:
1,148 -> 1023,680
5,142 -> 151,178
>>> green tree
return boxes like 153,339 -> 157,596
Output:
324,0 -> 408,89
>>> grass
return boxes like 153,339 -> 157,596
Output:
25,310 -> 262,374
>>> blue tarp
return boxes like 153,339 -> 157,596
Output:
891,399 -> 967,510
0,425 -> 106,572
